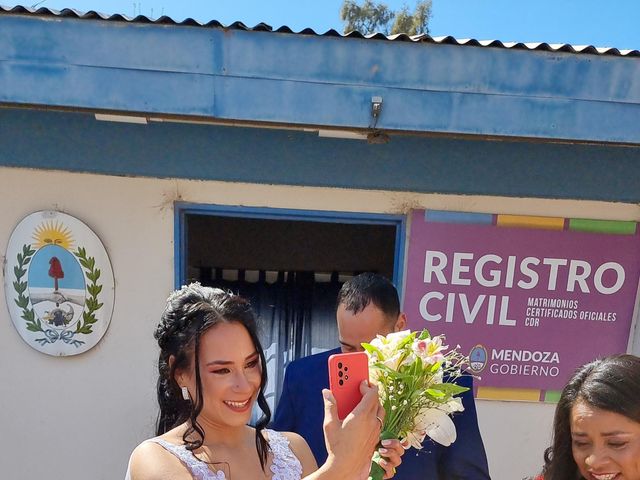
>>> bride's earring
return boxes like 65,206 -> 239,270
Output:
181,386 -> 191,401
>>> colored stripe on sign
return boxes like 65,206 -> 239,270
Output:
569,219 -> 637,235
476,387 -> 541,401
543,390 -> 562,403
425,210 -> 493,225
496,215 -> 565,230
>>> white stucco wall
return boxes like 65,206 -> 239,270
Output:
2,166 -> 639,479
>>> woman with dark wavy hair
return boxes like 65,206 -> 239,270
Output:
125,283 -> 403,480
542,354 -> 640,480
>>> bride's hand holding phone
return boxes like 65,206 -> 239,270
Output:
319,381 -> 404,479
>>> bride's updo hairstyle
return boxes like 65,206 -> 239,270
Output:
154,283 -> 271,470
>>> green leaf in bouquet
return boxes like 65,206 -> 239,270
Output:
369,453 -> 386,480
361,342 -> 383,359
409,388 -> 427,402
418,329 -> 431,340
377,363 -> 414,380
435,382 -> 470,396
429,361 -> 443,373
425,388 -> 447,399
396,332 -> 416,350
369,428 -> 402,480
424,382 -> 470,404
408,357 -> 422,379
374,362 -> 399,375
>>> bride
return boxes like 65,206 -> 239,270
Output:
126,283 -> 403,480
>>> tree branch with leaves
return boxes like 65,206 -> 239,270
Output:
340,0 -> 432,36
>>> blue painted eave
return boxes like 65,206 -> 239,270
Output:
3,4 -> 639,57
1,10 -> 639,144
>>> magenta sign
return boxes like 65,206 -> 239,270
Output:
403,210 -> 640,393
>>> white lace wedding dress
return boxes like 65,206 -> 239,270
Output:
125,429 -> 303,480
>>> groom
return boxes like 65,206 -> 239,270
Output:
272,273 -> 490,479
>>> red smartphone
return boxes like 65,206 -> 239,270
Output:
328,351 -> 369,420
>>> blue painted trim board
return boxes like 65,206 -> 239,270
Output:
393,215 -> 407,297
176,203 -> 403,225
174,207 -> 186,289
3,109 -> 640,202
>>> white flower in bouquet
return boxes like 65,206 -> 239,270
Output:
404,407 -> 456,449
442,396 -> 465,414
369,330 -> 412,357
412,335 -> 446,365
402,396 -> 466,448
362,329 -> 470,480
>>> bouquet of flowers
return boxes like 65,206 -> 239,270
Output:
363,329 -> 469,480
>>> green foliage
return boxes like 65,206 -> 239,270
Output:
364,328 -> 471,480
11,243 -> 99,347
429,381 -> 469,396
74,246 -> 103,335
392,1 -> 432,35
362,341 -> 383,358
341,0 -> 393,35
340,0 -> 432,35
369,454 -> 386,480
13,245 -> 41,333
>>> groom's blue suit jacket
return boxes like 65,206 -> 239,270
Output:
272,348 -> 490,480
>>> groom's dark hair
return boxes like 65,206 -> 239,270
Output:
337,272 -> 400,323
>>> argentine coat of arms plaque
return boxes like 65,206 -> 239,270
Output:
4,211 -> 115,356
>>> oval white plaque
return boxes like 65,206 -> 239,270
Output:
4,211 -> 114,356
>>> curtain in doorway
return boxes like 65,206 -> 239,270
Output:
202,269 -> 342,420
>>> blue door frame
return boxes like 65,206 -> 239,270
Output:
174,202 -> 407,295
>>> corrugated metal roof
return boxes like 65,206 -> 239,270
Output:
1,4 -> 638,57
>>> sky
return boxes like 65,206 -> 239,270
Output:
3,0 -> 639,50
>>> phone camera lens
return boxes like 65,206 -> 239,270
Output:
345,375 -> 349,380
344,366 -> 349,371
338,371 -> 343,377
339,379 -> 344,386
338,362 -> 343,369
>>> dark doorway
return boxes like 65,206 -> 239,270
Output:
177,205 -> 404,413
